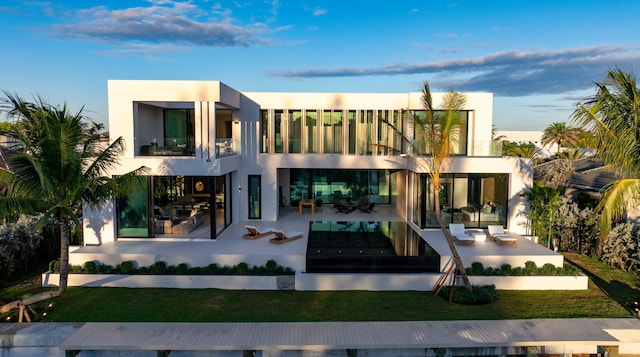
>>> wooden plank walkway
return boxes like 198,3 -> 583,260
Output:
60,319 -> 640,352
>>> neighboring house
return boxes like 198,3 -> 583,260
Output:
495,130 -> 556,158
82,80 -> 532,244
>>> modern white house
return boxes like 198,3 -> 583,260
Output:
73,79 -> 568,290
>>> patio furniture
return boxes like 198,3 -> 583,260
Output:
487,225 -> 518,246
243,225 -> 276,240
448,223 -> 475,245
269,230 -> 304,244
299,199 -> 315,214
332,197 -> 350,214
472,232 -> 487,242
359,202 -> 376,213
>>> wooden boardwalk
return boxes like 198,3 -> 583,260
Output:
60,319 -> 640,353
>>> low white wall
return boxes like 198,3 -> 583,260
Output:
469,275 -> 588,290
43,272 -> 589,291
43,273 -> 280,290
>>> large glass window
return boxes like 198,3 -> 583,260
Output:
290,169 -> 392,206
414,173 -> 508,229
116,179 -> 149,238
117,174 -> 232,240
348,110 -> 356,155
305,110 -> 317,154
288,110 -> 302,153
274,110 -> 284,153
260,110 -> 269,154
322,110 -> 343,154
412,110 -> 469,155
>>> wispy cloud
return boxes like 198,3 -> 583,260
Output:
312,8 -> 327,16
272,46 -> 640,96
30,0 -> 286,50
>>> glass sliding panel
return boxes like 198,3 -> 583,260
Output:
348,110 -> 356,155
260,110 -> 269,154
274,110 -> 284,153
358,110 -> 373,155
376,110 -> 389,155
162,109 -> 194,156
323,110 -> 332,154
333,111 -> 343,154
479,173 -> 508,227
392,110 -> 403,154
452,111 -> 468,155
288,110 -> 302,153
248,175 -> 261,219
305,110 -> 317,154
117,177 -> 150,238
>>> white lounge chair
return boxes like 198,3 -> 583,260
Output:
487,225 -> 518,246
269,230 -> 304,244
448,223 -> 475,245
243,225 -> 276,239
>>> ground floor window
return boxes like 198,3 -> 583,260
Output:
116,173 -> 232,239
289,169 -> 397,208
413,173 -> 509,229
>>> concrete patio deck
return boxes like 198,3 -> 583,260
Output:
68,205 -> 566,291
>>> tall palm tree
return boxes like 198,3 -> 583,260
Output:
571,67 -> 640,252
541,122 -> 579,154
0,92 -> 146,295
383,82 -> 472,292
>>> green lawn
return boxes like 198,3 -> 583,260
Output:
2,254 -> 638,322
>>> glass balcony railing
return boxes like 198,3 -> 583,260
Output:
139,137 -> 195,157
468,140 -> 503,157
215,138 -> 239,158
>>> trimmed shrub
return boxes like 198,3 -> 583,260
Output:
439,285 -> 498,305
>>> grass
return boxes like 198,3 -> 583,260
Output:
1,254 -> 638,322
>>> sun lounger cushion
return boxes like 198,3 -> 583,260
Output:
243,225 -> 275,239
269,230 -> 304,244
449,223 -> 474,245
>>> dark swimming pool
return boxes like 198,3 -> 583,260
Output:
305,221 -> 440,273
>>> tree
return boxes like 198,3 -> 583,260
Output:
525,183 -> 564,249
571,67 -> 640,252
0,92 -> 146,295
382,81 -> 472,292
541,122 -> 579,153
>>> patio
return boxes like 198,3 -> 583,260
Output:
69,205 -> 565,290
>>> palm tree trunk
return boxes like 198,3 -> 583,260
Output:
433,189 -> 473,293
58,216 -> 70,294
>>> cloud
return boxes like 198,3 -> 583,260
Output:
34,1 -> 285,49
272,46 -> 640,96
312,8 -> 327,16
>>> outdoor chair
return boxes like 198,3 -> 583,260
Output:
487,225 -> 518,246
448,223 -> 475,245
243,225 -> 276,240
332,197 -> 350,214
269,230 -> 304,244
359,202 -> 376,213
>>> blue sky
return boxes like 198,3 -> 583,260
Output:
1,0 -> 639,131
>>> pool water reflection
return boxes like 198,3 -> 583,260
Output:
306,221 -> 440,273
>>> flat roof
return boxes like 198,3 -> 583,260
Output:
60,319 -> 639,351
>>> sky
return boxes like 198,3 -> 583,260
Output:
1,0 -> 639,132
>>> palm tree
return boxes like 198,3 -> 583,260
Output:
571,67 -> 640,252
0,92 -> 146,295
383,82 -> 472,292
541,122 -> 579,154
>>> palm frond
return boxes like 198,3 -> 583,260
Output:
597,178 -> 640,239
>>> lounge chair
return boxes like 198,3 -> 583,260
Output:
487,225 -> 518,246
448,223 -> 475,245
269,230 -> 304,244
243,225 -> 276,240
359,202 -> 376,213
332,197 -> 350,214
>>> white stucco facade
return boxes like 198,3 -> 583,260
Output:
83,80 -> 532,246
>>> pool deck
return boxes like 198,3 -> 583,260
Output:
68,205 -> 565,291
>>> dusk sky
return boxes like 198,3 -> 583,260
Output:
1,0 -> 639,131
